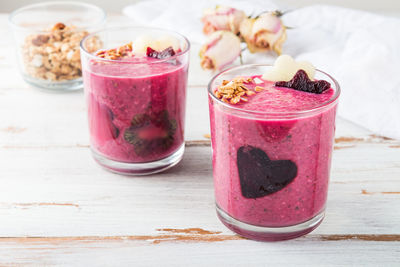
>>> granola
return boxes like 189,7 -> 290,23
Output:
22,22 -> 101,82
96,42 -> 133,60
214,77 -> 257,104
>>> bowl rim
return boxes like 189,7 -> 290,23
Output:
80,26 -> 191,65
8,1 -> 106,32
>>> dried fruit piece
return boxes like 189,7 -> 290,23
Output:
275,70 -> 331,94
123,110 -> 177,157
31,35 -> 50,46
146,46 -> 176,59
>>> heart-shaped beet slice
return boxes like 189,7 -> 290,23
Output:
237,145 -> 297,199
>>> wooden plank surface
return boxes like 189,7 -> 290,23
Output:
0,13 -> 399,266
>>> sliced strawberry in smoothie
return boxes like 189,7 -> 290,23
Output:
257,120 -> 296,143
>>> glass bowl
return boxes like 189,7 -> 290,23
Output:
9,1 -> 106,91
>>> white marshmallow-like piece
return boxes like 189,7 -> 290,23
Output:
132,35 -> 181,55
262,55 -> 315,82
131,35 -> 154,55
156,35 -> 181,52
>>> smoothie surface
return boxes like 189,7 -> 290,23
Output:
219,75 -> 335,113
89,57 -> 181,78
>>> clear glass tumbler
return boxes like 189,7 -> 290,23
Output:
9,1 -> 105,91
208,64 -> 340,241
80,27 -> 190,175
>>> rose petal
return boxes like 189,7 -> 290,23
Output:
199,31 -> 241,70
239,12 -> 287,54
202,6 -> 246,35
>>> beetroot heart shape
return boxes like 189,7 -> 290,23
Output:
237,146 -> 298,199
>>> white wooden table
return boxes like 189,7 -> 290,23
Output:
0,14 -> 399,266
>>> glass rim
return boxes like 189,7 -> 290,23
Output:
80,26 -> 191,65
208,64 -> 341,119
8,1 -> 106,32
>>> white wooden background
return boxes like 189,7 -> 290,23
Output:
0,14 -> 400,266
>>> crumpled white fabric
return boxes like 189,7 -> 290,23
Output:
123,0 -> 400,139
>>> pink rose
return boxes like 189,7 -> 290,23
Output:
199,31 -> 241,70
201,6 -> 246,35
240,12 -> 286,55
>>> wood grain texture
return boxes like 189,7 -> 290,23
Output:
1,144 -> 400,238
0,13 -> 400,266
0,237 -> 399,267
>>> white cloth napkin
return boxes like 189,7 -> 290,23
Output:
123,0 -> 400,140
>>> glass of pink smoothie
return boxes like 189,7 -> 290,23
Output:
80,27 -> 190,175
208,64 -> 340,241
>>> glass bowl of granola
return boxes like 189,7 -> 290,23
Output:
9,1 -> 105,91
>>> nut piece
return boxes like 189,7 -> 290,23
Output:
52,22 -> 66,31
22,22 -> 102,82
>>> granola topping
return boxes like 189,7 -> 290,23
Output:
22,22 -> 101,82
96,42 -> 133,60
214,76 -> 257,104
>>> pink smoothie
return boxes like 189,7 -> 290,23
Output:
84,57 -> 188,163
209,75 -> 338,227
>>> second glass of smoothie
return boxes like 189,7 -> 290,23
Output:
80,27 -> 190,175
208,64 -> 340,241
